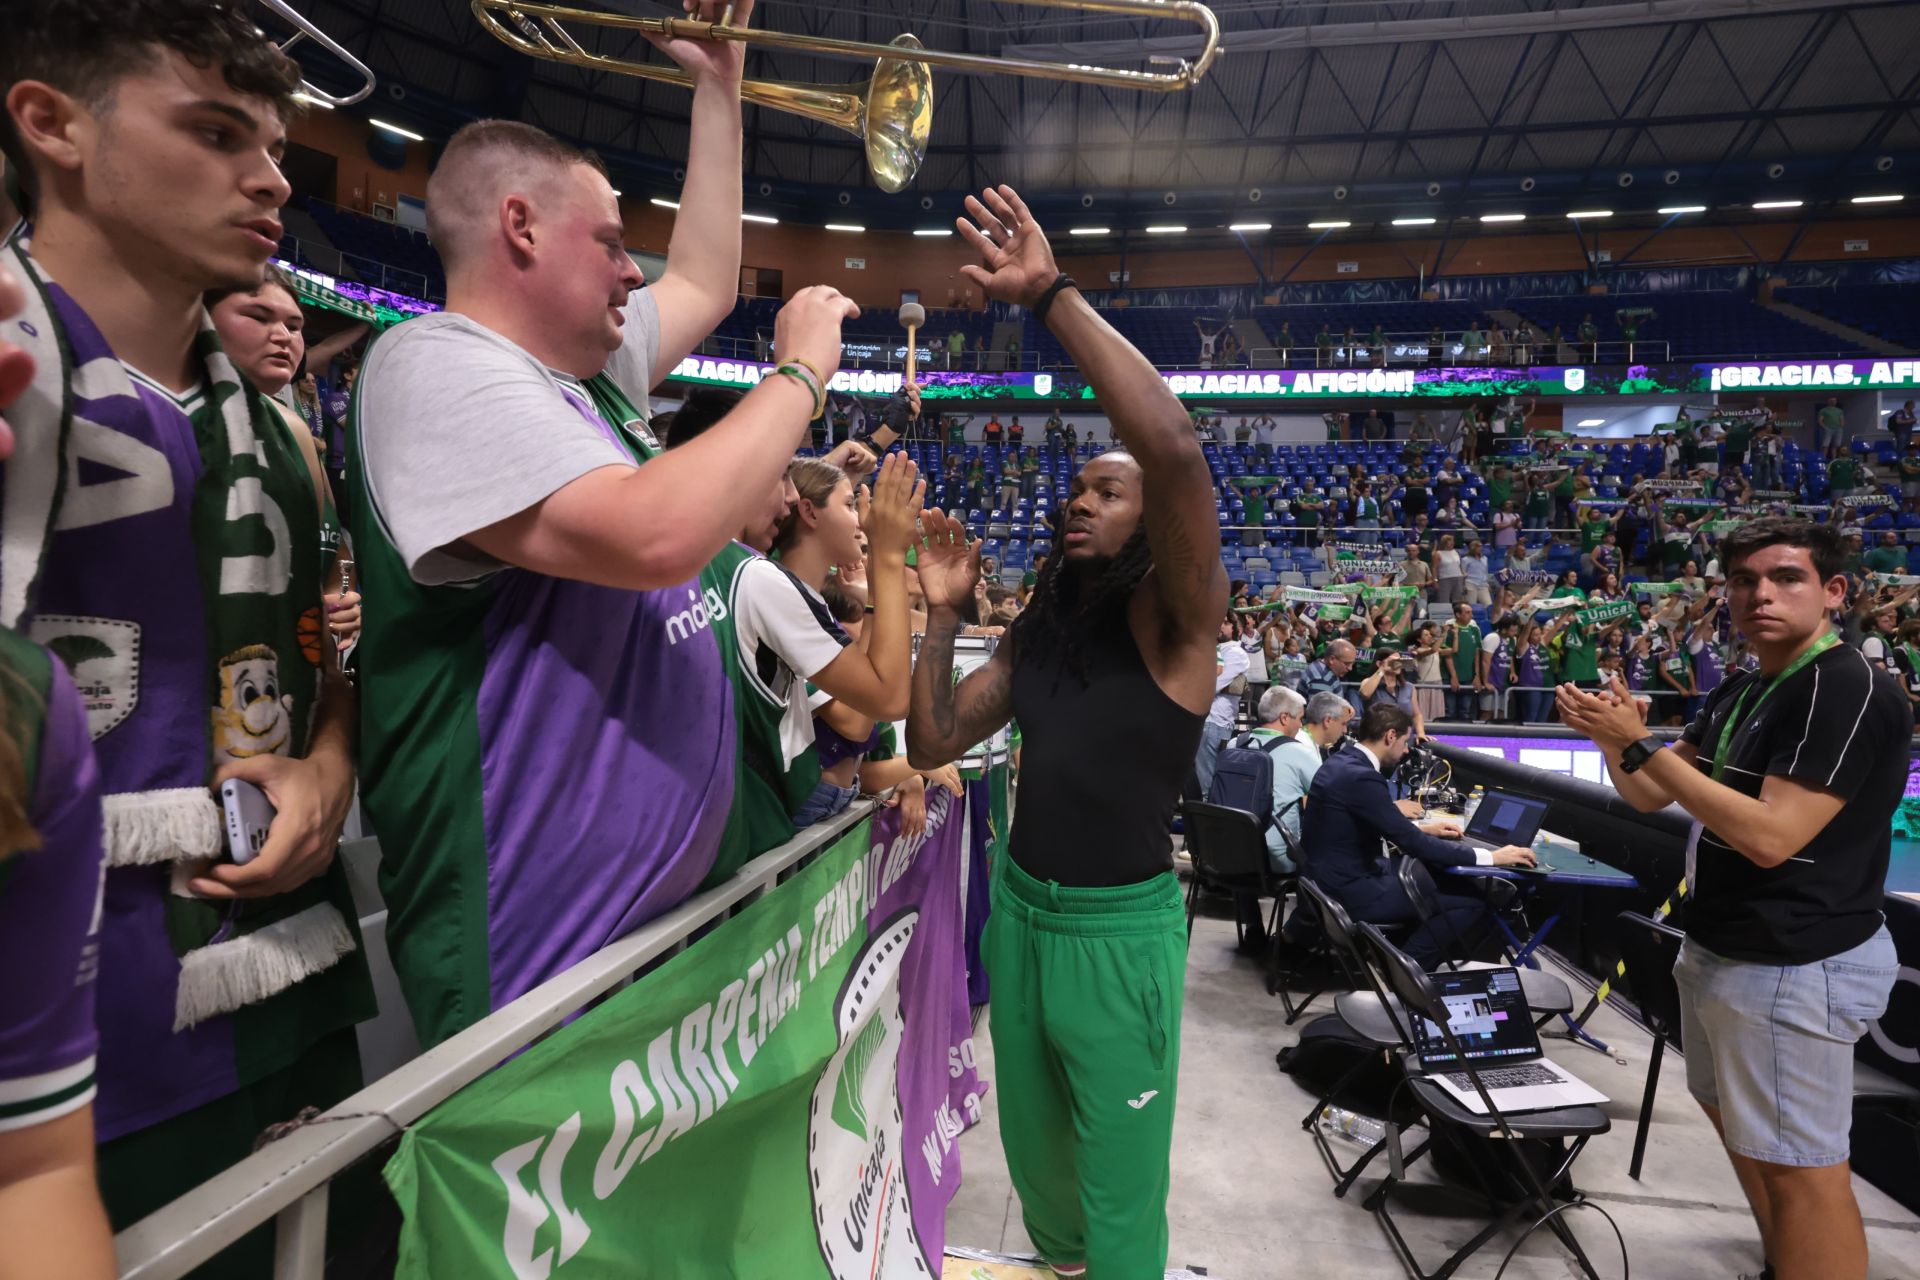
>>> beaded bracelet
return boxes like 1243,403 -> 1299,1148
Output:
787,356 -> 830,403
774,362 -> 825,420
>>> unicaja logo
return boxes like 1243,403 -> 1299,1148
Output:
808,910 -> 930,1280
664,586 -> 729,646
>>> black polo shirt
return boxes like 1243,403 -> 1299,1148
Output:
1677,640 -> 1908,964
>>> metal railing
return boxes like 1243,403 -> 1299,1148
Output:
114,801 -> 876,1280
276,233 -> 440,305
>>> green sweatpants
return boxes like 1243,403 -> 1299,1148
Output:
986,855 -> 1188,1279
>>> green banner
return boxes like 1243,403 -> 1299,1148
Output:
1575,600 -> 1637,628
1633,581 -> 1692,596
1315,603 -> 1354,622
384,795 -> 982,1280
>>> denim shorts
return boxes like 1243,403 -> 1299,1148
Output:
792,780 -> 858,832
1674,926 -> 1898,1167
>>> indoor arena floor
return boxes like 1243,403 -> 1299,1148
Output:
944,891 -> 1920,1280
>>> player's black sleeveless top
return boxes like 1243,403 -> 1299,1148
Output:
1008,610 -> 1207,887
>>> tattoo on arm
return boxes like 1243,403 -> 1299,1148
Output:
908,607 -> 1012,767
921,616 -> 959,746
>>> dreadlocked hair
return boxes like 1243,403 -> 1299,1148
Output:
1007,522 -> 1155,685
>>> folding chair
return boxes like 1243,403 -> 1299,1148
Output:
1356,924 -> 1619,1280
1614,910 -> 1684,1180
1263,813 -> 1307,995
1293,879 -> 1435,1198
1178,802 -> 1293,949
1276,874 -> 1364,1025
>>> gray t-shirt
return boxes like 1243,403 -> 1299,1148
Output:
358,290 -> 662,585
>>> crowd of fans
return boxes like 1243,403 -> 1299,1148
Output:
1207,400 -> 1920,731
0,7 -> 1043,1276
2,9 -> 1915,1279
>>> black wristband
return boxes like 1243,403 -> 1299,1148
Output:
1031,274 -> 1078,325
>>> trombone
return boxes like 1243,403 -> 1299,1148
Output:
259,0 -> 378,107
468,0 -> 1223,192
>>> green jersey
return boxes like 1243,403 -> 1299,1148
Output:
699,542 -> 827,887
1448,622 -> 1482,682
1561,624 -> 1600,682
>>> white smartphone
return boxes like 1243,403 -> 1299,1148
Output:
220,778 -> 276,864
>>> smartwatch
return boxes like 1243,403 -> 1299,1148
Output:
1617,735 -> 1663,774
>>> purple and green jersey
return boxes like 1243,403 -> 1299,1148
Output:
18,281 -> 371,1142
0,632 -> 104,1133
349,356 -> 735,1047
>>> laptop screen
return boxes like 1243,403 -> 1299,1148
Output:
1408,968 -> 1541,1067
1465,790 -> 1549,847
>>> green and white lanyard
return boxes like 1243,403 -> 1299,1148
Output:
1707,631 -> 1838,781
1686,630 -> 1839,887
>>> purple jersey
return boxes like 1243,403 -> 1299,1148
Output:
1514,644 -> 1546,690
1693,635 -> 1727,694
23,281 -> 367,1141
0,641 -> 105,1133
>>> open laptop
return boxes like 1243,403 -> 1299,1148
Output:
1462,789 -> 1549,854
1405,967 -> 1608,1114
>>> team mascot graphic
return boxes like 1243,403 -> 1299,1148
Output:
809,908 -> 932,1279
211,643 -> 295,758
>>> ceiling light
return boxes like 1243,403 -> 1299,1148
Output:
742,212 -> 779,224
292,92 -> 334,110
1307,220 -> 1351,229
913,228 -> 951,237
609,188 -> 622,197
1567,210 -> 1613,219
1480,213 -> 1525,223
650,198 -> 680,210
1852,194 -> 1904,204
1752,200 -> 1802,210
369,118 -> 423,142
1392,217 -> 1436,226
1229,222 -> 1273,232
1577,418 -> 1606,427
824,223 -> 865,232
1145,225 -> 1187,234
1658,205 -> 1706,214
1068,226 -> 1110,236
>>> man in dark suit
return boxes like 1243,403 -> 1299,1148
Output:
1302,703 -> 1535,966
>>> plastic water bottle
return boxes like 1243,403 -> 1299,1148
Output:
1460,785 -> 1485,826
1317,1105 -> 1388,1147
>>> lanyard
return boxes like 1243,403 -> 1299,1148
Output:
1708,632 -> 1838,780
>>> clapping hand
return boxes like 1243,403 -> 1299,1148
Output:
856,453 -> 925,561
914,507 -> 978,610
1555,674 -> 1649,751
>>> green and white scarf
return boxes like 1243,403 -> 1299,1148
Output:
4,237 -> 354,1030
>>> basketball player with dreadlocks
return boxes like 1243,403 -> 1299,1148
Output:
908,185 -> 1226,1280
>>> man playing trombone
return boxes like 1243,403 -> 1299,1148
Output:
346,0 -> 868,1047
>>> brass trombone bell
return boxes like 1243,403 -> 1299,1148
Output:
467,1 -> 1224,192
